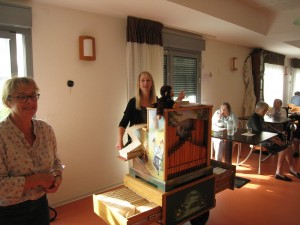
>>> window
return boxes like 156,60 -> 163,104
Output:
162,28 -> 205,103
0,31 -> 31,120
263,63 -> 284,106
164,50 -> 200,103
293,68 -> 300,92
0,3 -> 32,121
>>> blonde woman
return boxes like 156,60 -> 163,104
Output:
116,71 -> 157,150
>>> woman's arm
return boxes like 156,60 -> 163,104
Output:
212,110 -> 220,126
116,99 -> 135,150
175,90 -> 185,101
23,174 -> 54,191
116,126 -> 125,150
119,98 -> 135,128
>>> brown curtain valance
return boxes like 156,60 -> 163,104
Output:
127,16 -> 163,45
263,50 -> 285,66
248,48 -> 287,103
291,58 -> 300,69
250,49 -> 263,102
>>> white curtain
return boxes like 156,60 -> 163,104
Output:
126,43 -> 163,99
243,57 -> 256,116
263,63 -> 284,106
126,16 -> 164,100
292,68 -> 300,94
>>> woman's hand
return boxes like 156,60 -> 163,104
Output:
24,173 -> 55,191
116,127 -> 125,150
115,141 -> 123,150
176,90 -> 185,101
46,175 -> 63,193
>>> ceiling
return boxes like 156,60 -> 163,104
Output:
29,0 -> 300,58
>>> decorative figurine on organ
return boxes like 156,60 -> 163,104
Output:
153,85 -> 180,119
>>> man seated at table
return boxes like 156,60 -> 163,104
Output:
291,91 -> 300,106
268,99 -> 287,118
247,101 -> 300,181
211,102 -> 238,162
267,99 -> 288,131
268,99 -> 300,157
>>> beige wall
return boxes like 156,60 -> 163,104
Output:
201,39 -> 250,116
25,2 -> 251,206
31,3 -> 128,206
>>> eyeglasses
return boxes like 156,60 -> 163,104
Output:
8,94 -> 40,103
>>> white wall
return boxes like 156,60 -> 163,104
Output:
25,2 -> 251,206
201,39 -> 250,117
31,3 -> 129,206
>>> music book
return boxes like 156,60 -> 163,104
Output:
118,124 -> 146,160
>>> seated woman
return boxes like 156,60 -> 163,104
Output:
247,101 -> 300,181
211,102 -> 238,162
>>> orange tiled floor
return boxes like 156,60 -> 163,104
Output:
52,144 -> 300,225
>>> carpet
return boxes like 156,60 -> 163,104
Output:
234,176 -> 251,188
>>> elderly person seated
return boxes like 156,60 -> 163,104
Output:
289,106 -> 300,157
211,102 -> 238,163
291,91 -> 300,106
266,99 -> 288,133
268,99 -> 287,118
247,101 -> 300,181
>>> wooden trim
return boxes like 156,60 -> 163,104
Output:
79,36 -> 96,61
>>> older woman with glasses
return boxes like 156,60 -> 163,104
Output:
0,77 -> 63,225
211,102 -> 238,162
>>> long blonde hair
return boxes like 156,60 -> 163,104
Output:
135,71 -> 156,110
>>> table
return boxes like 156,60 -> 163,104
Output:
238,115 -> 291,124
211,128 -> 277,174
238,115 -> 291,123
238,115 -> 292,133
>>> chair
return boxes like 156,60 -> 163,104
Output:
212,120 -> 243,163
236,120 -> 298,174
288,103 -> 296,109
290,107 -> 300,113
282,106 -> 289,117
233,120 -> 244,164
236,144 -> 272,168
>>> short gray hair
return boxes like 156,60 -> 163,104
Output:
255,101 -> 269,111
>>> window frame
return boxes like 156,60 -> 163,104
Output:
263,63 -> 284,106
162,28 -> 205,103
0,3 -> 33,121
164,48 -> 201,102
0,26 -> 33,77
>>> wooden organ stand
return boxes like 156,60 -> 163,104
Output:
93,105 -> 236,225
